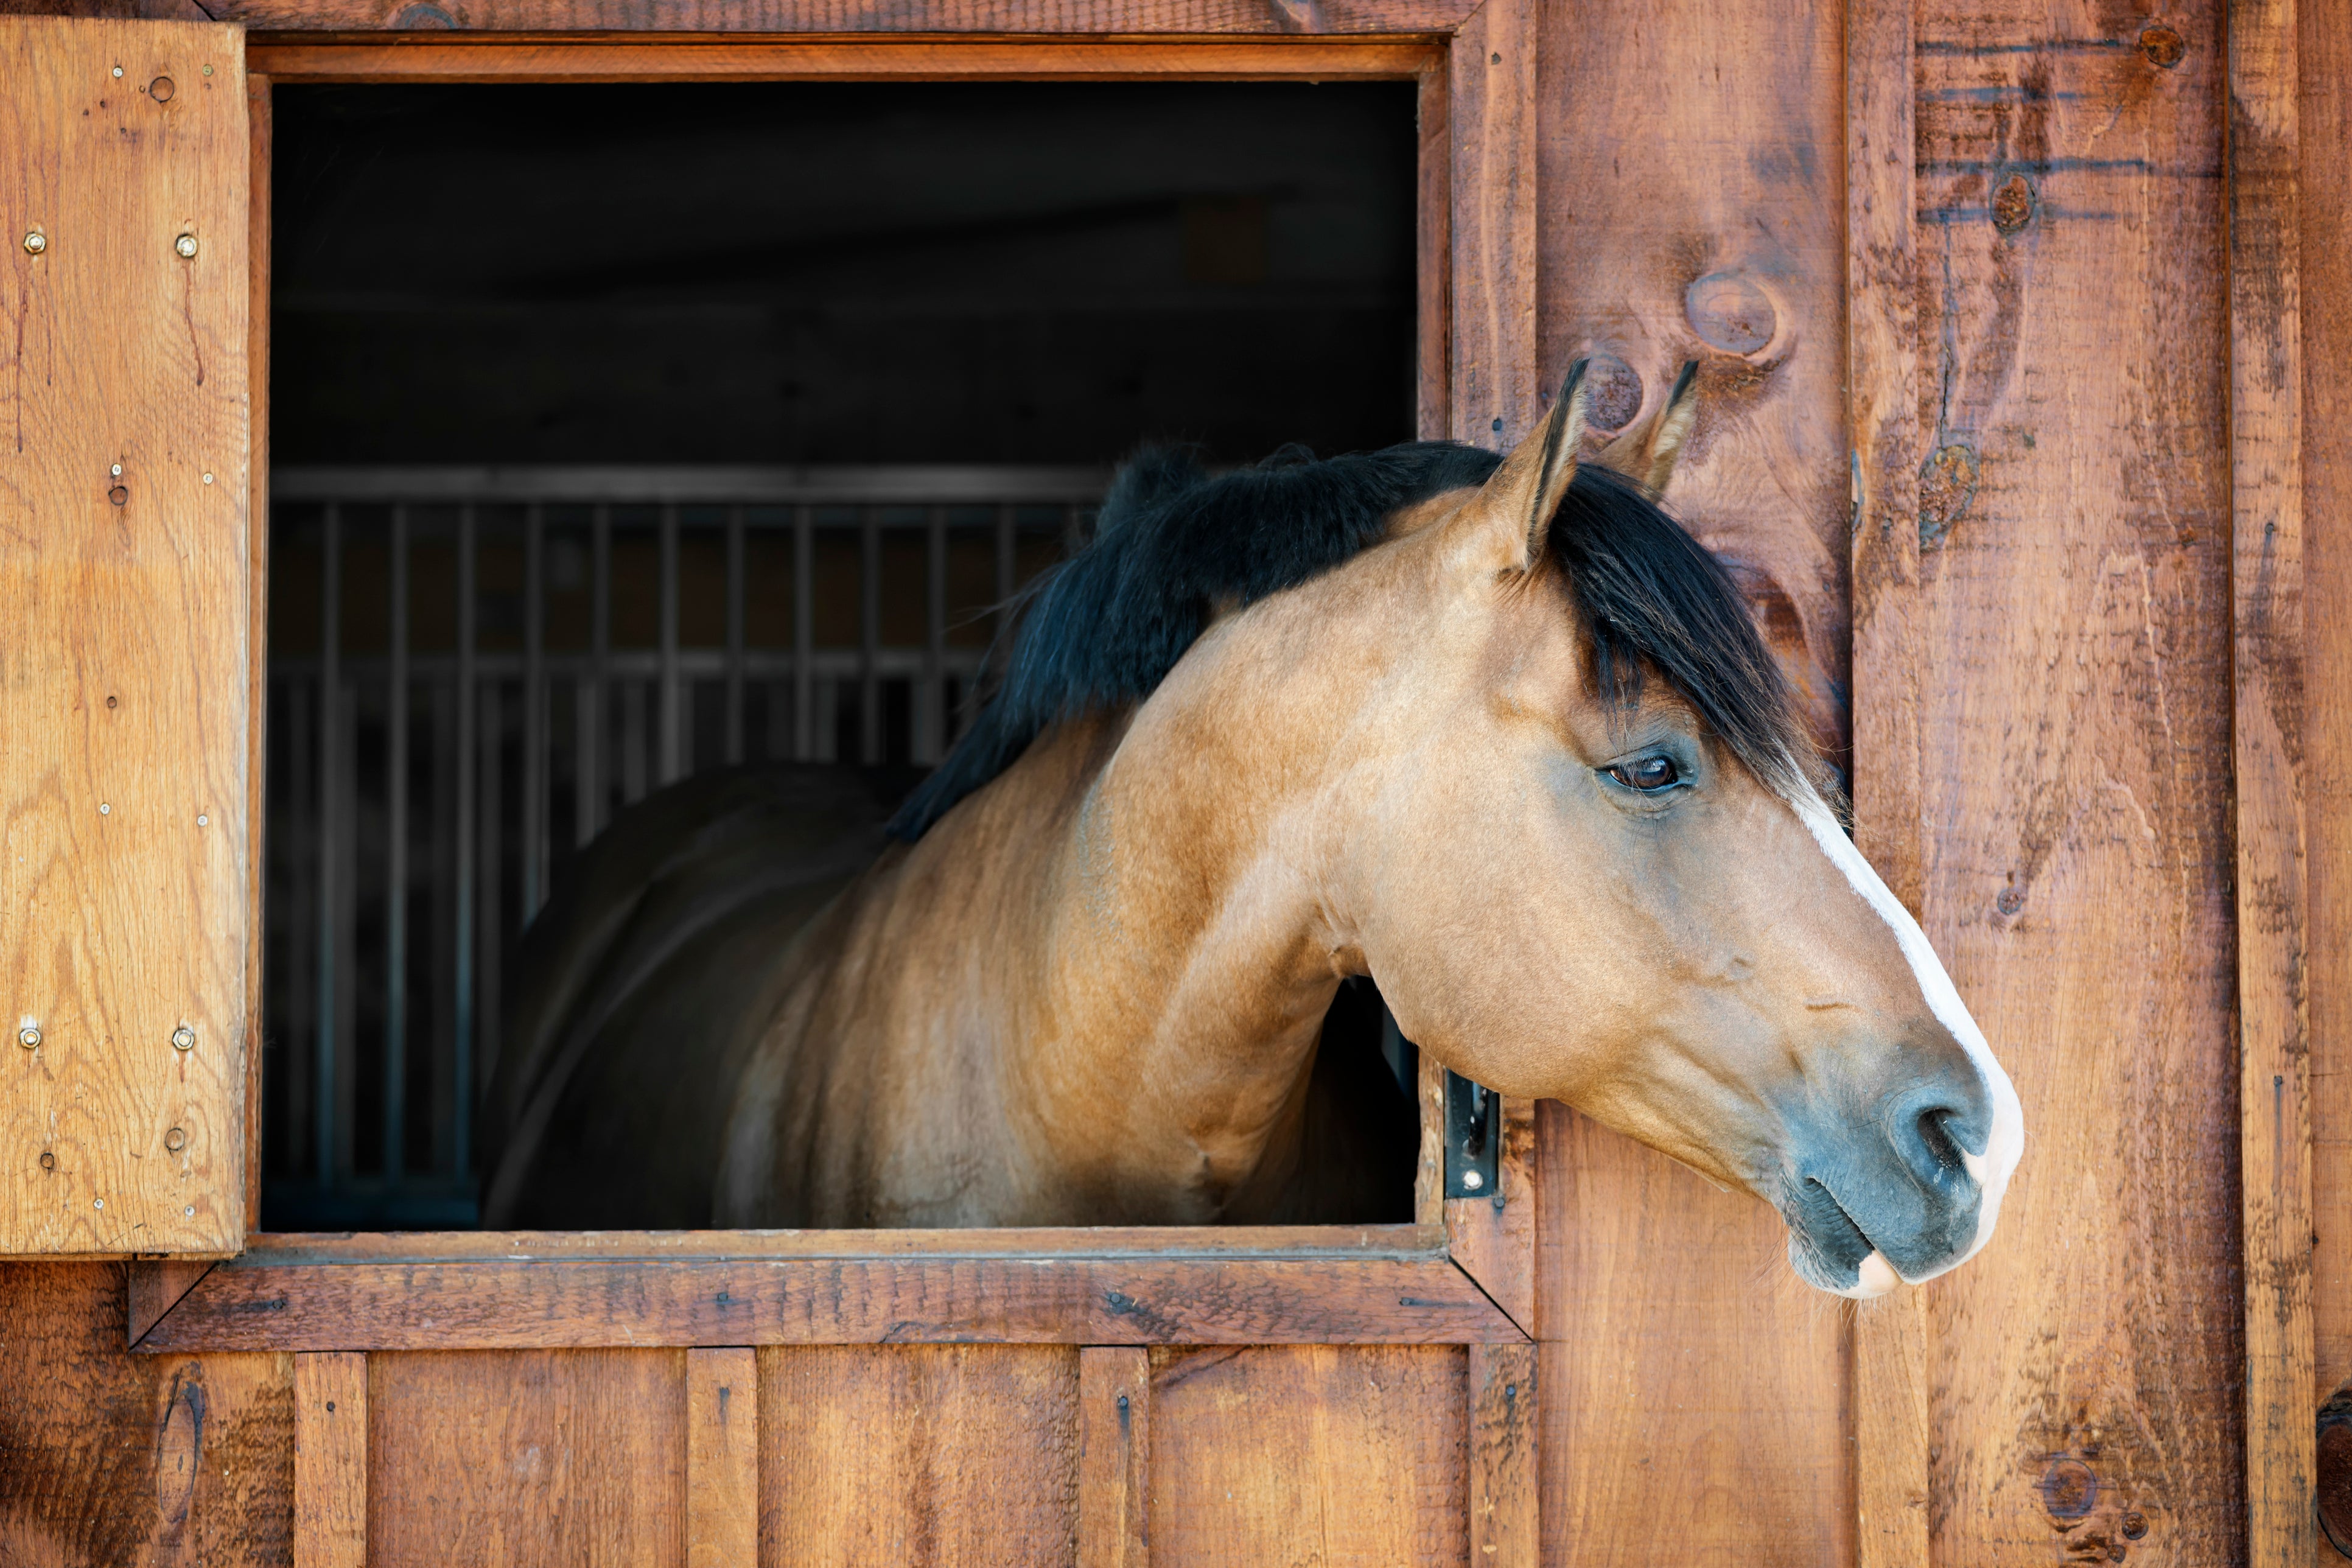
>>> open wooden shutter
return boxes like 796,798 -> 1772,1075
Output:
1,16 -> 253,1255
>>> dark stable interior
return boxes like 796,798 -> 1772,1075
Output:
263,80 -> 1422,1229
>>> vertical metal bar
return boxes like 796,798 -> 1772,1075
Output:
522,504 -> 546,918
286,676 -> 314,1182
385,503 -> 409,1186
585,503 -> 610,841
452,502 -> 478,1183
725,505 -> 746,766
923,505 -> 947,765
859,508 -> 880,765
315,503 -> 341,1191
621,680 -> 648,803
792,504 -> 813,761
659,502 -> 681,785
476,676 -> 502,1174
996,502 -> 1016,606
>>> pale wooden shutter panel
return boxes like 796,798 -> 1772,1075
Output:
1,16 -> 253,1255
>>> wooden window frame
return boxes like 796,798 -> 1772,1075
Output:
135,10 -> 1547,1365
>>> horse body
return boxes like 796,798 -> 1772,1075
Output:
485,365 -> 2026,1298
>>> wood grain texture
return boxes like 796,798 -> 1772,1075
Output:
1844,0 -> 1931,1559
245,34 -> 1440,83
1535,1104 -> 1850,1566
1146,1345 -> 1468,1566
2230,0 -> 2315,1559
1443,1094 -> 1533,1333
293,1351 -> 364,1568
221,0 -> 1480,32
1913,3 -> 2245,1559
0,16 -> 252,1255
687,1346 -> 758,1568
1416,56 -> 1451,443
140,1234 -> 1522,1351
2304,0 -> 2352,1463
1532,0 -> 1855,1554
128,1258 -> 217,1345
1537,0 -> 1851,765
243,71 -> 270,1237
367,1348 -> 685,1564
1077,1346 -> 1149,1567
1467,1341 -> 1535,1568
0,1263 -> 292,1564
761,1345 -> 1079,1566
1445,0 -> 1536,452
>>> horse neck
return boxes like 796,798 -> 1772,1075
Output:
999,607 -> 1380,1217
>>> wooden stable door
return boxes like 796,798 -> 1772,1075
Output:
0,16 -> 257,1256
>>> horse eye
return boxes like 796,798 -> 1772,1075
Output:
1609,755 -> 1681,793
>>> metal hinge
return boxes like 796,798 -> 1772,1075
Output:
1443,1068 -> 1500,1201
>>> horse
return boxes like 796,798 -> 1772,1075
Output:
480,362 -> 2025,1298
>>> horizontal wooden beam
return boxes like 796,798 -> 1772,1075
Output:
222,0 -> 1478,35
246,33 -> 1446,82
135,1225 -> 1525,1351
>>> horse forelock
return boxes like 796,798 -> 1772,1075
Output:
886,439 -> 1827,841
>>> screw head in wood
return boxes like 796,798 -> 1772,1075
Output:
164,1127 -> 187,1151
38,1152 -> 55,1170
1461,1168 -> 1484,1190
174,233 -> 198,259
202,472 -> 214,485
16,1026 -> 39,1049
171,1026 -> 196,1052
21,231 -> 44,255
111,65 -> 124,78
111,463 -> 122,477
196,814 -> 208,826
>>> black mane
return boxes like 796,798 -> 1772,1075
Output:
886,439 -> 1811,840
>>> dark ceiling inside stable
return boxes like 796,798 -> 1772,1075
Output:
271,81 -> 1421,468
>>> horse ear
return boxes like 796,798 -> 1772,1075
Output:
1453,360 -> 1590,575
1600,359 -> 1700,495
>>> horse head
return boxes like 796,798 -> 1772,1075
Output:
1331,363 -> 2024,1297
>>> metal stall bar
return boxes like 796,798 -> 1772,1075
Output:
452,503 -> 478,1181
659,502 -> 681,786
315,503 -> 341,1188
923,505 -> 947,764
385,504 -> 410,1184
522,504 -> 546,919
793,505 -> 814,761
725,505 -> 746,766
859,510 -> 881,765
581,503 -> 609,845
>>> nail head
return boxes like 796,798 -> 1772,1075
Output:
17,1026 -> 40,1049
172,1026 -> 196,1052
39,1152 -> 55,1170
174,233 -> 198,259
93,1198 -> 103,1209
99,803 -> 110,814
202,472 -> 214,485
111,65 -> 124,77
110,463 -> 122,477
164,1127 -> 187,1151
197,814 -> 208,826
1462,1169 -> 1485,1190
183,1205 -> 194,1216
202,63 -> 214,75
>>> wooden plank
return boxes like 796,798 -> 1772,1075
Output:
1844,0 -> 1931,1557
141,1249 -> 1524,1351
1467,1342 -> 1535,1568
1446,0 -> 1536,452
245,34 -> 1443,84
1146,1345 -> 1468,1566
0,1262 -> 292,1564
1531,0 -> 1854,1553
1912,3 -> 2244,1558
1441,1094 -> 1533,1332
222,0 -> 1480,31
0,16 -> 253,1255
2229,0 -> 2315,1559
1415,52 -> 1451,442
127,1258 -> 217,1345
366,1348 -> 686,1564
1077,1346 -> 1150,1568
761,1345 -> 1079,1565
243,71 -> 271,1237
2305,0 -> 2352,1443
1535,1105 -> 1850,1564
293,1351 -> 365,1568
687,1347 -> 758,1568
199,1223 -> 1446,1263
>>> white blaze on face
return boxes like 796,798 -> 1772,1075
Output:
1791,791 -> 2027,1292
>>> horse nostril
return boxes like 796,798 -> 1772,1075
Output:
1916,1107 -> 1962,1172
1888,1096 -> 1975,1192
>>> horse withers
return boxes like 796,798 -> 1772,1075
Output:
481,363 -> 2024,1298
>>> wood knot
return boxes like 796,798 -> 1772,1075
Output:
1581,354 -> 1643,432
1683,273 -> 1774,356
2140,24 -> 2185,68
1992,174 -> 2036,235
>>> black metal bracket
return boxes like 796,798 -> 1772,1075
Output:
1442,1068 -> 1500,1201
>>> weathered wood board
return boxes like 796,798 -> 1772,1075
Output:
0,16 -> 253,1255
